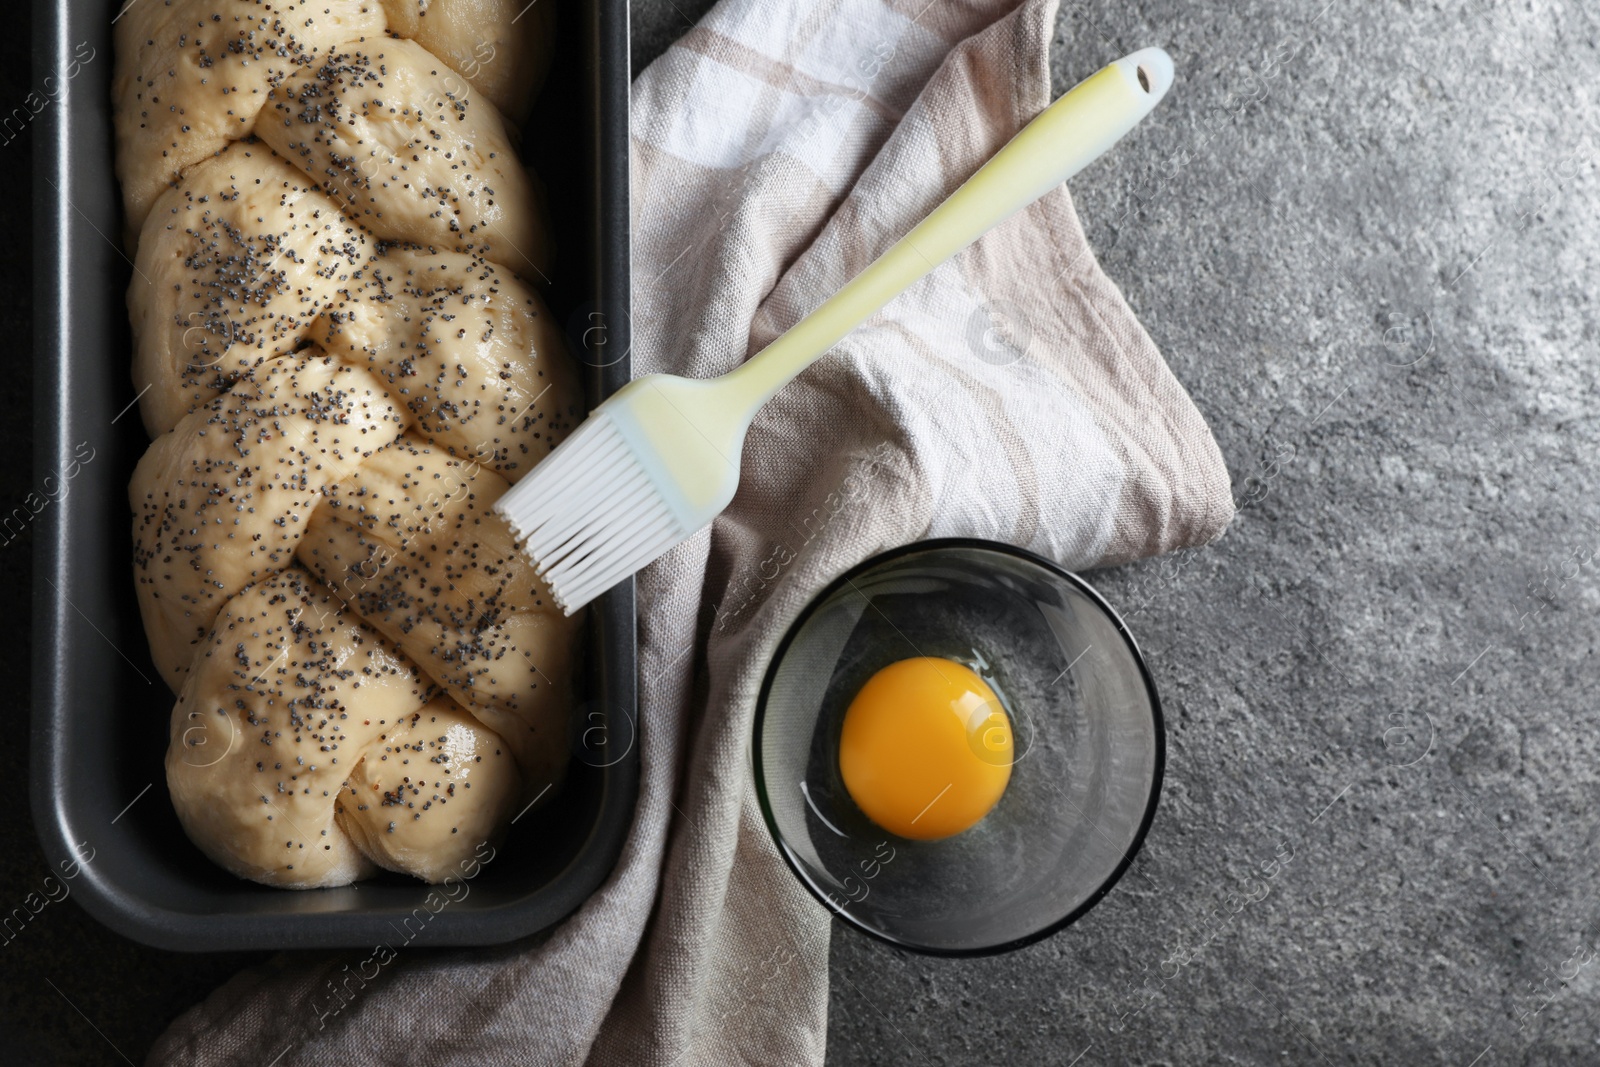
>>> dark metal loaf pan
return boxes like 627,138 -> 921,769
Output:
31,0 -> 637,951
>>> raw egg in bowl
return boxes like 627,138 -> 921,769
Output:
753,539 -> 1163,956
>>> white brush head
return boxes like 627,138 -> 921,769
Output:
495,411 -> 694,614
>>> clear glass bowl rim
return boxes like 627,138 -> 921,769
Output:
750,537 -> 1167,958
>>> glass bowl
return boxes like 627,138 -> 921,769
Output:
752,538 -> 1164,956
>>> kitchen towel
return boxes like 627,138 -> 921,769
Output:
148,0 -> 1233,1063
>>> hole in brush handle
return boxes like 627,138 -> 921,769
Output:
1118,48 -> 1174,105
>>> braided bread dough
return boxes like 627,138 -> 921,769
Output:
116,1 -> 581,889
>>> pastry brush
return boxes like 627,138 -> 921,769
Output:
497,48 -> 1176,614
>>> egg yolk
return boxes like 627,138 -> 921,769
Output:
838,657 -> 1012,841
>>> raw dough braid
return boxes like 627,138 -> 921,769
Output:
115,0 -> 581,889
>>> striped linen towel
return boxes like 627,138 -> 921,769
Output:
150,0 -> 1231,1063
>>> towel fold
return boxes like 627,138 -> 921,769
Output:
149,0 -> 1231,1063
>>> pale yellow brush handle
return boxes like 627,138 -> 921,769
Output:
723,48 -> 1175,409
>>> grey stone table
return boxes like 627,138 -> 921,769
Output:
632,0 -> 1600,1064
5,1 -> 1595,1063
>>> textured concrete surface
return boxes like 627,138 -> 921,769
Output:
7,1 -> 1600,1063
639,0 -> 1600,1064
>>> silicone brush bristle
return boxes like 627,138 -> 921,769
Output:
496,413 -> 689,613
